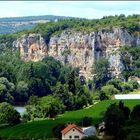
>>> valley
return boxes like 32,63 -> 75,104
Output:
0,13 -> 140,140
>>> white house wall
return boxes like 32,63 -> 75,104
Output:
62,128 -> 85,140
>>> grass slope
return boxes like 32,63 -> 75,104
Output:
0,99 -> 139,139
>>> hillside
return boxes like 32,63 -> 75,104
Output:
0,15 -> 139,80
0,15 -> 76,34
11,14 -> 140,80
0,100 -> 139,139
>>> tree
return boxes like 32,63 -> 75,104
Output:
128,79 -> 139,89
119,101 -> 130,120
79,116 -> 92,127
107,78 -> 123,92
93,58 -> 111,89
67,70 -> 76,94
104,103 -> 125,135
28,78 -> 51,97
0,102 -> 21,126
99,92 -> 108,101
15,81 -> 29,102
82,136 -> 99,140
121,82 -> 133,94
39,95 -> 65,118
131,105 -> 140,121
0,77 -> 15,103
54,82 -> 73,111
100,85 -> 119,98
52,123 -> 66,139
26,96 -> 41,120
29,63 -> 35,78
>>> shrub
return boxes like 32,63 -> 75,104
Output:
79,116 -> 92,127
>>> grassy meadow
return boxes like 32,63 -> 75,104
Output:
0,99 -> 139,139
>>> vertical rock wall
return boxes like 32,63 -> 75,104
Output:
13,28 -> 140,80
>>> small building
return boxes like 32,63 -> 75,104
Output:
82,126 -> 96,137
61,124 -> 85,140
61,123 -> 96,140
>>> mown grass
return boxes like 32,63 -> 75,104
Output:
0,99 -> 139,139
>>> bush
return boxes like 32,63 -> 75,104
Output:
22,113 -> 31,123
121,82 -> 133,94
79,116 -> 92,127
128,79 -> 139,89
131,105 -> 140,121
100,85 -> 119,97
0,102 -> 21,126
52,123 -> 66,139
82,136 -> 99,140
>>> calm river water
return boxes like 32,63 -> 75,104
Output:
14,106 -> 26,116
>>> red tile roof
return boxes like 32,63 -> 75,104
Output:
61,124 -> 84,135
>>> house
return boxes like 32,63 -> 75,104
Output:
61,124 -> 85,140
82,126 -> 96,137
61,123 -> 96,140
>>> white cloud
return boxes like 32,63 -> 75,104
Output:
0,1 -> 139,19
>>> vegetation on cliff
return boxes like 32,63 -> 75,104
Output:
0,14 -> 140,51
120,45 -> 140,80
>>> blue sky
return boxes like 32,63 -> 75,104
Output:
0,1 -> 140,19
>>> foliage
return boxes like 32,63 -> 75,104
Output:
104,102 -> 126,135
39,95 -> 66,118
103,101 -> 140,138
100,85 -> 119,99
106,78 -> 139,95
52,123 -> 66,139
131,105 -> 140,121
15,81 -> 29,103
128,79 -> 139,89
0,77 -> 15,104
27,14 -> 140,42
120,45 -> 140,80
0,100 -> 139,139
53,82 -> 74,111
67,70 -> 76,94
26,95 -> 65,120
93,58 -> 111,89
82,136 -> 99,140
78,116 -> 92,127
0,102 -> 21,126
0,14 -> 139,51
121,82 -> 133,94
107,78 -> 123,92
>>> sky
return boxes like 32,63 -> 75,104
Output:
0,1 -> 140,19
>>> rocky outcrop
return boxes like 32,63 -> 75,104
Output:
13,27 -> 140,80
13,34 -> 48,61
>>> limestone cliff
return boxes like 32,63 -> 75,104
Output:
13,34 -> 48,62
13,27 -> 140,80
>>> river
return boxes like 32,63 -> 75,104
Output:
14,106 -> 26,116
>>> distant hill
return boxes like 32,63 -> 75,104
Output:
0,15 -> 77,34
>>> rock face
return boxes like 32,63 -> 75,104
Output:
13,28 -> 140,80
13,34 -> 48,62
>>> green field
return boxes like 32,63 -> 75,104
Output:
0,99 -> 139,139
